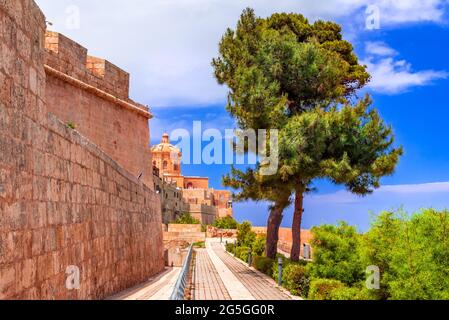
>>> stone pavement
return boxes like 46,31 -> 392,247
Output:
190,249 -> 231,300
108,267 -> 181,300
205,240 -> 255,300
209,242 -> 293,300
111,239 -> 298,301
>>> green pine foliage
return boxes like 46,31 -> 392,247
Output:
213,8 -> 402,261
213,216 -> 239,229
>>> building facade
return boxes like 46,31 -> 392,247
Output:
152,134 -> 233,224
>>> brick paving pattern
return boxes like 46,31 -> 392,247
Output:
191,249 -> 231,300
211,243 -> 292,300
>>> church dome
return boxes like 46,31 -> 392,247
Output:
151,133 -> 182,155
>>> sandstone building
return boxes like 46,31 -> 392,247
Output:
0,0 -> 164,299
152,134 -> 233,225
44,31 -> 154,188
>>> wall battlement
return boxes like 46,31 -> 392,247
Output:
44,31 -> 154,187
45,31 -> 145,111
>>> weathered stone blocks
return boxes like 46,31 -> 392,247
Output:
1,0 -> 164,300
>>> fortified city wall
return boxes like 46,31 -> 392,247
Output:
0,0 -> 164,299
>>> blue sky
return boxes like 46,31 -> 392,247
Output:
37,0 -> 449,231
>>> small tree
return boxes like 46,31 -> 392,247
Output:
213,9 -> 379,261
237,221 -> 257,247
175,213 -> 201,225
213,216 -> 239,229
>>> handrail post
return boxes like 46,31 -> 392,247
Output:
170,244 -> 193,300
278,257 -> 283,286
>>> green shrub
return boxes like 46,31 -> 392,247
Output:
193,242 -> 205,248
283,264 -> 310,297
226,242 -> 236,253
251,235 -> 266,256
213,216 -> 239,229
236,246 -> 250,262
361,209 -> 449,300
175,213 -> 200,225
237,221 -> 256,247
327,286 -> 361,300
308,222 -> 364,286
271,255 -> 308,282
308,279 -> 346,300
254,256 -> 274,275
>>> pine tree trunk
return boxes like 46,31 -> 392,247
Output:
291,186 -> 304,262
266,204 -> 284,259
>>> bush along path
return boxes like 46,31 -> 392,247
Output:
228,209 -> 449,300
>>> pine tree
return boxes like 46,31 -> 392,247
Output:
213,9 -> 402,261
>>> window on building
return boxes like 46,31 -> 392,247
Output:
186,182 -> 194,189
163,161 -> 168,170
174,163 -> 179,171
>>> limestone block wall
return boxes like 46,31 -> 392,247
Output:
0,0 -> 164,300
213,190 -> 233,218
188,204 -> 217,225
182,188 -> 211,204
183,177 -> 209,189
206,226 -> 237,238
154,175 -> 183,224
163,232 -> 206,245
163,224 -> 205,245
44,31 -> 154,188
167,224 -> 202,233
252,227 -> 313,258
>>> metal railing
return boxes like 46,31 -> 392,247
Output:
170,245 -> 194,300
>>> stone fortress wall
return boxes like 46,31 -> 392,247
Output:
253,227 -> 313,259
44,31 -> 154,188
0,0 -> 164,300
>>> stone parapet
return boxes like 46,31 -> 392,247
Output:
44,31 -> 142,107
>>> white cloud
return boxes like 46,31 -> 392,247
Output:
371,0 -> 447,24
309,181 -> 449,204
381,181 -> 449,193
363,42 -> 447,94
35,0 -> 448,107
365,41 -> 398,56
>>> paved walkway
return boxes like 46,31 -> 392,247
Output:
108,267 -> 180,300
205,240 -> 255,300
208,241 -> 292,300
191,249 -> 231,300
111,238 -> 298,301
